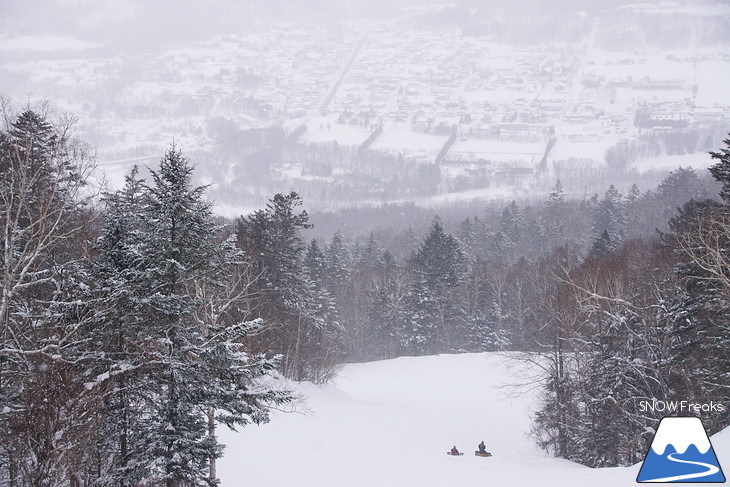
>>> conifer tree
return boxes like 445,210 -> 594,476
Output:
355,233 -> 384,271
237,192 -> 343,382
90,147 -> 293,487
588,230 -> 615,258
324,230 -> 351,296
544,180 -> 567,248
407,217 -> 467,353
592,185 -> 627,249
88,166 -> 152,486
0,107 -> 95,486
709,134 -> 730,203
305,239 -> 327,287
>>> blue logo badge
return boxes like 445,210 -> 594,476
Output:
637,417 -> 725,483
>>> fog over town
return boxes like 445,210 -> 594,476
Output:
3,0 -> 729,218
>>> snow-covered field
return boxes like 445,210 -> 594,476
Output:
632,152 -> 716,173
217,353 -> 730,486
449,139 -> 545,164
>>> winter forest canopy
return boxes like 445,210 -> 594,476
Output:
1,100 -> 729,485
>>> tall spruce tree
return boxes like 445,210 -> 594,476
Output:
709,134 -> 730,203
88,166 -> 152,486
90,147 -> 292,487
237,192 -> 343,382
407,217 -> 467,354
544,180 -> 567,248
324,231 -> 351,298
591,185 -> 627,252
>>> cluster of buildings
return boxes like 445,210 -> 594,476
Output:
4,16 -> 728,168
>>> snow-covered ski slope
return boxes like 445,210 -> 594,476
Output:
218,353 -> 730,486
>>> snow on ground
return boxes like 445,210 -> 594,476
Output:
632,151 -> 715,173
549,133 -> 622,161
0,34 -> 99,51
216,353 -> 730,486
369,125 -> 447,159
696,60 -> 730,106
301,117 -> 371,146
449,139 -> 545,164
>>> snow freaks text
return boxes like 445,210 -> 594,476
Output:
638,400 -> 726,414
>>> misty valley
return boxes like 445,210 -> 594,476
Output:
1,1 -> 729,486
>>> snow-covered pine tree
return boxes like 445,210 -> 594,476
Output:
624,183 -> 643,238
406,217 -> 467,354
117,147 -> 292,486
543,180 -> 566,249
588,230 -> 616,258
237,192 -> 343,382
576,308 -> 664,467
354,233 -> 384,271
86,166 -> 152,486
709,135 -> 730,203
382,249 -> 397,270
591,185 -> 627,250
324,231 -> 351,295
302,239 -> 343,381
490,202 -> 525,263
458,217 -> 476,258
304,239 -> 327,287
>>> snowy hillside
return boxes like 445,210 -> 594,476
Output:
217,353 -> 730,486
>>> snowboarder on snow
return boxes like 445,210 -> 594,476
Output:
478,441 -> 486,454
450,446 -> 460,455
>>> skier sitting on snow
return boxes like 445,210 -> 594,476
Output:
451,446 -> 460,455
478,441 -> 486,454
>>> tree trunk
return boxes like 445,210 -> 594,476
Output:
208,406 -> 216,482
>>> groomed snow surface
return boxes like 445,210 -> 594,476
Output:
218,353 -> 730,486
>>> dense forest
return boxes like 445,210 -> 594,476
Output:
1,103 -> 729,485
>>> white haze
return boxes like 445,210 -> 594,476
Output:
1,0 -> 728,214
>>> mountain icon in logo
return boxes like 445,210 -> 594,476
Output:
637,416 -> 725,483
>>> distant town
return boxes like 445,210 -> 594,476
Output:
2,2 -> 728,210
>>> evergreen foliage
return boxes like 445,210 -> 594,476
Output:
237,192 -> 342,382
1,131 -> 291,486
709,134 -> 730,203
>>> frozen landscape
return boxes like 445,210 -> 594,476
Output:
218,353 -> 730,486
1,1 -> 729,486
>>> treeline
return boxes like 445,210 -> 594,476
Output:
606,124 -> 728,172
200,121 -> 442,210
199,113 -> 729,214
295,166 -> 720,359
289,146 -> 729,468
527,153 -> 730,467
